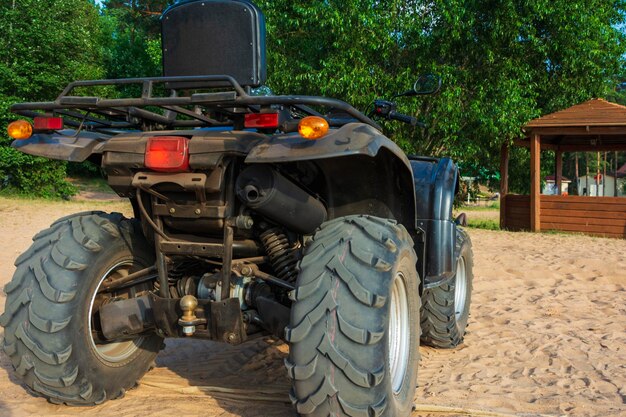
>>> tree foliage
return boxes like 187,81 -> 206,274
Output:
101,0 -> 175,80
0,0 -> 624,197
258,0 -> 625,178
0,0 -> 106,197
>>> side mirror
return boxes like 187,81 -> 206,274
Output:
396,74 -> 442,97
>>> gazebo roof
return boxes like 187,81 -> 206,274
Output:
525,98 -> 626,129
518,98 -> 626,152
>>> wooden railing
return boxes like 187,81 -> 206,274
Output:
502,195 -> 530,231
540,195 -> 626,238
502,194 -> 626,238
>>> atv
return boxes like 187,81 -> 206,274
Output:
1,1 -> 473,416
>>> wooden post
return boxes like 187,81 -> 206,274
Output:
596,152 -> 601,195
585,153 -> 589,196
555,150 -> 563,195
603,151 -> 607,197
613,151 -> 617,197
500,142 -> 509,229
530,133 -> 541,232
574,152 -> 582,195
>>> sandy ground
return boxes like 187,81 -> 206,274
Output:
0,197 -> 624,417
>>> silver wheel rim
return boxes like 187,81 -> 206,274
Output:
88,260 -> 144,363
388,272 -> 410,394
454,256 -> 467,321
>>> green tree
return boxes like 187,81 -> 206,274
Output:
0,0 -> 106,197
256,0 -> 625,182
101,0 -> 174,81
2,0 -> 624,198
422,0 -> 625,189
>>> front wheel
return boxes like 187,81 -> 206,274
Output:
0,212 -> 163,405
286,216 -> 420,417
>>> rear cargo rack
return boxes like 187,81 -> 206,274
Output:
11,75 -> 380,131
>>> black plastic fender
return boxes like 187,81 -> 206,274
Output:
246,123 -> 417,228
11,130 -> 111,162
246,123 -> 411,168
410,156 -> 460,288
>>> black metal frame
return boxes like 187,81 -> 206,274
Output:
11,75 -> 380,131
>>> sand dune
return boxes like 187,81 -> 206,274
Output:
0,199 -> 624,416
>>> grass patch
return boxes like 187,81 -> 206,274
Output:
459,201 -> 500,211
466,218 -> 501,230
0,188 -> 71,201
70,176 -> 113,194
0,176 -> 115,201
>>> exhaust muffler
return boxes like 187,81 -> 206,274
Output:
236,165 -> 327,234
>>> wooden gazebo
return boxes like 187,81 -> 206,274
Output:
500,99 -> 626,238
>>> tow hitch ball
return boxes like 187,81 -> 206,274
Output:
178,295 -> 205,336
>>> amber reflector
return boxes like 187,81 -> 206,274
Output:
298,116 -> 329,140
7,120 -> 33,140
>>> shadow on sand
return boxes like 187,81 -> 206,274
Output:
146,335 -> 296,417
0,329 -> 294,416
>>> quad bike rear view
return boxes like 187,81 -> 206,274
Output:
1,1 -> 473,416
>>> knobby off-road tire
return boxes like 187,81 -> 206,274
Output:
0,211 -> 163,405
420,228 -> 473,348
286,215 -> 420,417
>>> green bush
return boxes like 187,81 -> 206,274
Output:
0,146 -> 76,198
67,161 -> 103,177
0,0 -> 106,199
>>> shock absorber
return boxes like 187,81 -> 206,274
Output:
259,228 -> 300,282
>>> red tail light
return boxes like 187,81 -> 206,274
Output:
34,116 -> 63,130
145,136 -> 190,172
244,113 -> 279,129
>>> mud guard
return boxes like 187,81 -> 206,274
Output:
11,131 -> 110,162
246,123 -> 417,228
410,157 -> 460,288
246,125 -> 461,290
246,123 -> 411,167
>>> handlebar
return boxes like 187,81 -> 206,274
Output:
370,100 -> 425,127
389,111 -> 419,126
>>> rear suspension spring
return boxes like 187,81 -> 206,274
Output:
259,228 -> 300,282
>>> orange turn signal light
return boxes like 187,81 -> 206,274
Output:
7,120 -> 33,140
298,116 -> 329,140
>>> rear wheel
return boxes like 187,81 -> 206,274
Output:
0,212 -> 163,405
286,215 -> 420,417
420,228 -> 473,348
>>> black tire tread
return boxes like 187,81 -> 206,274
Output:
1,211 -> 157,405
287,215 -> 418,417
420,228 -> 473,349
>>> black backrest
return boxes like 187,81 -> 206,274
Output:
161,0 -> 266,88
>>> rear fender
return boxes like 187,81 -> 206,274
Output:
246,123 -> 404,164
246,123 -> 417,233
10,130 -> 110,162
